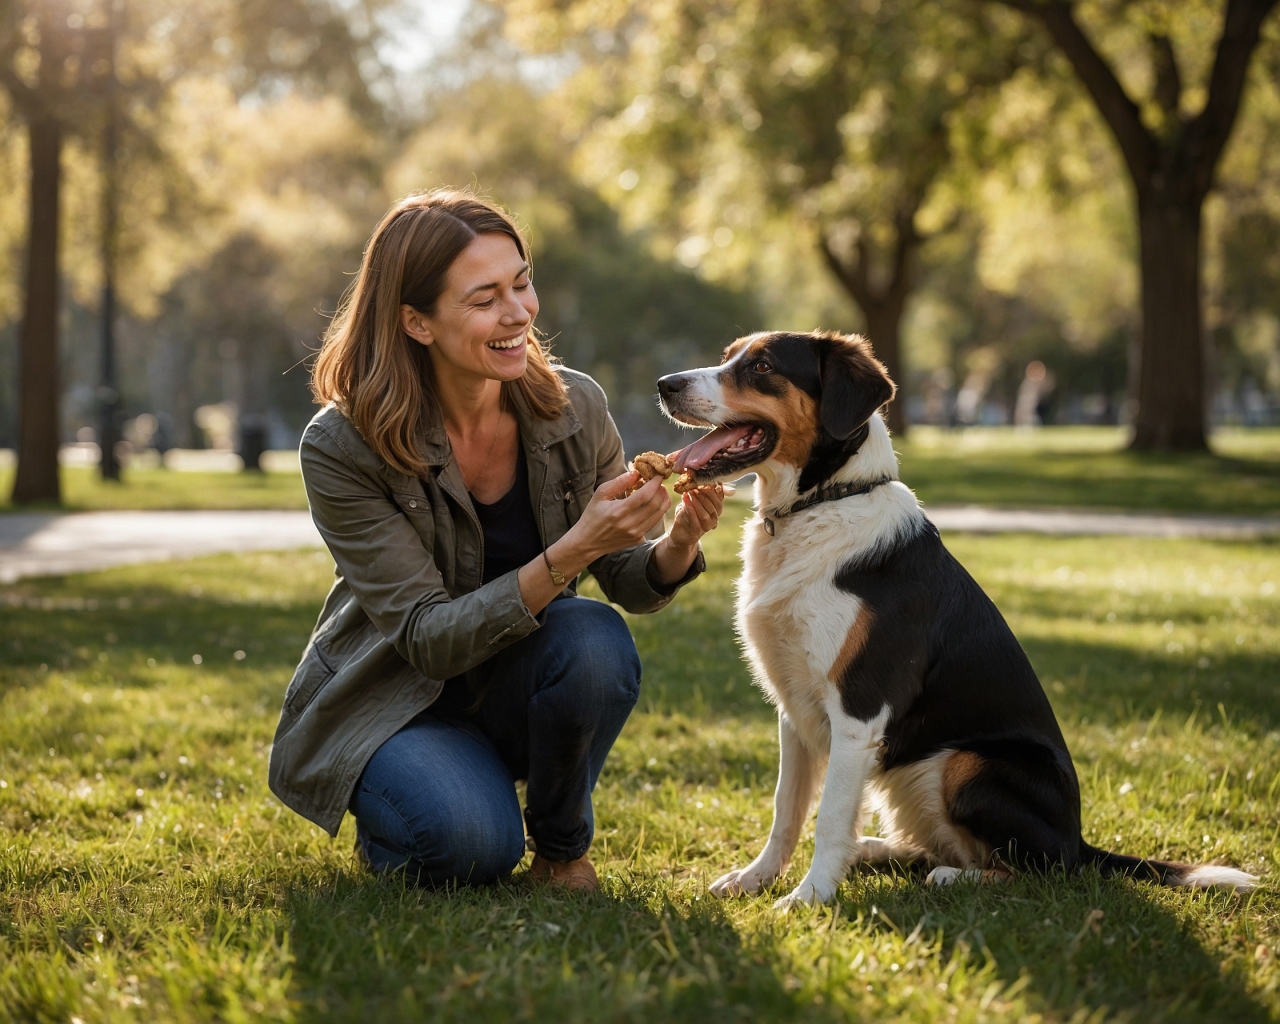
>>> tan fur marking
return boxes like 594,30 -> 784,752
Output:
828,607 -> 876,682
720,339 -> 820,469
940,749 -> 986,806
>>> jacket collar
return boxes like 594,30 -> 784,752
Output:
417,378 -> 582,467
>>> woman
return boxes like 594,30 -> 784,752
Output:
268,190 -> 724,892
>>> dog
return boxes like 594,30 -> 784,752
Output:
657,330 -> 1258,908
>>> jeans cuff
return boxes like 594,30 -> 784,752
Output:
527,818 -> 591,862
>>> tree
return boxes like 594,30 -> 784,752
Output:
994,0 -> 1280,450
0,0 -> 388,503
504,0 -> 1027,434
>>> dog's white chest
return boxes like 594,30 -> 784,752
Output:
736,513 -> 866,749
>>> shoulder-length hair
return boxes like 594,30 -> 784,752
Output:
311,190 -> 569,477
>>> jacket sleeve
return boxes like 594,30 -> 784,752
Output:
587,405 -> 705,613
301,424 -> 541,681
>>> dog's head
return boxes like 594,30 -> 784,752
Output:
658,331 -> 895,493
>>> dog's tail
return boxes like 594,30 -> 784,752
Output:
1081,844 -> 1258,891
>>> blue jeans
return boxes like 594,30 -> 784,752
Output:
350,595 -> 641,886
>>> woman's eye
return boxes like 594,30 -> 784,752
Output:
474,298 -> 496,308
752,360 -> 771,373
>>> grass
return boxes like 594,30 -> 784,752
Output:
3,427 -> 1279,515
896,427 -> 1280,515
1,503 -> 1278,1022
0,466 -> 308,512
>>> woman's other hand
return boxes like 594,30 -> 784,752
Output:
650,482 -> 724,586
668,484 -> 725,550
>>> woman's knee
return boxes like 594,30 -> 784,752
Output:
355,786 -> 525,886
352,716 -> 526,886
550,599 -> 641,706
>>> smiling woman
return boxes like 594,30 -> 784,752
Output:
276,190 -> 726,893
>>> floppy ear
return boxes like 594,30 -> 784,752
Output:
820,337 -> 896,440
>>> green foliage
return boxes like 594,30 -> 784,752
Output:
390,75 -> 761,453
1,525 -> 1278,1021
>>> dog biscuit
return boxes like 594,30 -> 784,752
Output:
625,451 -> 699,496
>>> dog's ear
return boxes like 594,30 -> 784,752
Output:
819,336 -> 896,440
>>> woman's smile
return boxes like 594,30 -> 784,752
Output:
487,332 -> 527,352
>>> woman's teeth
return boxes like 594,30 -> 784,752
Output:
488,336 -> 524,350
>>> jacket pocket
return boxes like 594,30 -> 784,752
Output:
283,644 -> 336,716
555,469 -> 596,525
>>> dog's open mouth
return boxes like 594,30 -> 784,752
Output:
672,423 -> 776,481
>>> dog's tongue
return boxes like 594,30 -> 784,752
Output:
673,425 -> 753,472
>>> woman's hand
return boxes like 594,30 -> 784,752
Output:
669,484 -> 725,550
569,470 -> 672,562
519,470 -> 671,616
651,483 -> 725,586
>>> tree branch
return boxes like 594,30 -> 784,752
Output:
1149,33 -> 1181,120
994,0 -> 1155,184
819,232 -> 870,309
1183,0 -> 1280,199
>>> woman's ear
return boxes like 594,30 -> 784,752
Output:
819,336 -> 896,439
400,305 -> 434,346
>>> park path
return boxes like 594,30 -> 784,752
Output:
1,505 -> 1277,584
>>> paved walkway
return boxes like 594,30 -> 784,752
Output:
0,506 -> 1276,583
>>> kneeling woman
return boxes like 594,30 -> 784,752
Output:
268,191 -> 723,892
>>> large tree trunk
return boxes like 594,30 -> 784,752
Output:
11,115 -> 63,505
861,297 -> 908,437
820,228 -> 916,438
1131,195 -> 1207,450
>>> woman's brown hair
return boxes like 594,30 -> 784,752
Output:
311,190 -> 569,477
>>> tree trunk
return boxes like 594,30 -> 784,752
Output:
11,115 -> 63,505
1130,195 -> 1207,451
862,298 -> 908,437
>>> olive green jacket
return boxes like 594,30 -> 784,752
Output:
268,367 -> 703,835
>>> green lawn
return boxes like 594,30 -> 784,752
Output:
1,508 -> 1278,1022
0,466 -> 309,512
4,427 -> 1279,515
897,426 -> 1280,515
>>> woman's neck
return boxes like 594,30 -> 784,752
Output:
433,362 -> 506,444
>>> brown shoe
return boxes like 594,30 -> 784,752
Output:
529,854 -> 599,893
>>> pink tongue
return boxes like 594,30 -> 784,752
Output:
674,425 -> 753,471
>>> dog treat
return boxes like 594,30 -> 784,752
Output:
626,450 -> 699,496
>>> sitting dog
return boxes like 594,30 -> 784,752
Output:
657,330 -> 1258,908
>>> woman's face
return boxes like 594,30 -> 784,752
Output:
402,232 -> 539,385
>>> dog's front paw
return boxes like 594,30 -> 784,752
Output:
709,862 -> 779,897
773,876 -> 836,910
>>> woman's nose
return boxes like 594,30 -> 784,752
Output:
500,295 -> 532,325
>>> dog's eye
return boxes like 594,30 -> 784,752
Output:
752,360 -> 772,374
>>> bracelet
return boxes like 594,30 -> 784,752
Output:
543,550 -> 568,588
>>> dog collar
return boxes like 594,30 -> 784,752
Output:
760,477 -> 895,535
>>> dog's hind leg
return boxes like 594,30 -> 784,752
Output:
710,712 -> 821,897
774,702 -> 890,909
942,742 -> 1083,877
854,835 -> 926,866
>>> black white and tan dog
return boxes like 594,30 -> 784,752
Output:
658,330 -> 1258,908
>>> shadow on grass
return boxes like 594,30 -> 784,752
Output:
1022,636 -> 1280,732
284,872 -> 798,1023
838,867 -> 1271,1023
280,863 -> 1271,1023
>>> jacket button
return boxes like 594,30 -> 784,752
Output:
408,500 -> 417,509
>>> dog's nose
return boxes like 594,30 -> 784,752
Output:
657,374 -> 689,401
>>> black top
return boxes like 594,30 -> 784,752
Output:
470,446 -> 544,585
